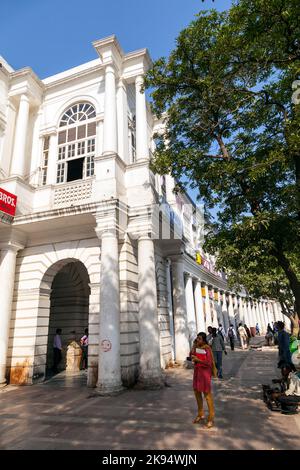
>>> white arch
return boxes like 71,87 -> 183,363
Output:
33,258 -> 92,382
54,94 -> 102,127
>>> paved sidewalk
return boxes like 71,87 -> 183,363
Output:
0,342 -> 299,450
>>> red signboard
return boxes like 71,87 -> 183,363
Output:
0,187 -> 17,217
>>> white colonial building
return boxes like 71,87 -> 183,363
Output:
0,36 -> 284,392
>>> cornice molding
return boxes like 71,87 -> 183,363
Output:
10,67 -> 44,91
43,63 -> 105,89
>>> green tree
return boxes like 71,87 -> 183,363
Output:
145,0 -> 300,335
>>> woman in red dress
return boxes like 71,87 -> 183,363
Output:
191,332 -> 217,428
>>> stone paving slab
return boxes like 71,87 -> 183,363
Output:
0,343 -> 299,450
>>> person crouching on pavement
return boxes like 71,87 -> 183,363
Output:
191,332 -> 217,428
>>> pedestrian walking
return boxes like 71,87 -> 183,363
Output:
266,323 -> 274,346
244,324 -> 251,347
238,323 -> 248,350
218,324 -> 226,342
80,328 -> 89,370
191,332 -> 217,428
227,324 -> 236,351
53,328 -> 62,373
206,326 -> 213,346
211,328 -> 227,378
256,323 -> 260,335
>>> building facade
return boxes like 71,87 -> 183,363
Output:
0,36 -> 284,391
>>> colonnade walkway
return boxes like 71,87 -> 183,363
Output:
0,339 -> 299,450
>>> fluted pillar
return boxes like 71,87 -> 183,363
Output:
135,75 -> 149,161
258,301 -> 267,333
255,301 -> 264,333
103,65 -> 118,156
247,300 -> 255,330
194,280 -> 205,333
96,230 -> 123,395
185,275 -> 197,346
228,293 -> 235,326
137,236 -> 163,388
221,292 -> 230,332
204,284 -> 213,330
241,297 -> 249,327
171,259 -> 190,362
166,260 -> 175,360
11,94 -> 30,177
46,133 -> 58,185
262,301 -> 270,329
0,244 -> 22,384
238,296 -> 245,325
117,78 -> 129,163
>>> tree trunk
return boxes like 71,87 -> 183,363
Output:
291,313 -> 299,338
274,247 -> 300,318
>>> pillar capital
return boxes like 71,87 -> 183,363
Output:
135,74 -> 144,86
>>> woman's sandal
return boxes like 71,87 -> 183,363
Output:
193,415 -> 205,424
205,420 -> 214,429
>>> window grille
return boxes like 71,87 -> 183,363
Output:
40,135 -> 49,186
56,102 -> 96,183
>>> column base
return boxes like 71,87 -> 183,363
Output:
136,371 -> 165,390
96,381 -> 124,396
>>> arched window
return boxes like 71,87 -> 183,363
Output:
56,103 -> 96,184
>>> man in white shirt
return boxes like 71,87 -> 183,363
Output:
238,323 -> 248,350
53,328 -> 62,373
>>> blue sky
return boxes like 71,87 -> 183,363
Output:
1,0 -> 233,208
1,0 -> 233,78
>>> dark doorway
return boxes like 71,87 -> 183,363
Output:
67,157 -> 84,182
46,261 -> 89,377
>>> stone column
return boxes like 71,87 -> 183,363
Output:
117,78 -> 129,163
242,297 -> 250,327
233,295 -> 240,328
262,301 -> 270,329
216,290 -> 223,327
258,301 -> 266,334
166,260 -> 175,361
185,274 -> 197,346
96,230 -> 123,395
11,94 -> 30,177
228,293 -> 235,326
135,75 -> 149,161
137,236 -> 163,388
171,259 -> 190,362
221,292 -> 230,333
103,65 -> 118,156
252,302 -> 258,328
46,133 -> 58,185
0,244 -> 21,385
276,303 -> 285,322
204,284 -> 212,330
212,290 -> 220,328
247,300 -> 255,330
238,296 -> 245,325
273,301 -> 282,322
194,280 -> 205,333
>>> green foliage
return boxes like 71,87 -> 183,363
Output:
145,0 -> 300,315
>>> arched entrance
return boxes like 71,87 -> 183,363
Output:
33,259 -> 91,384
46,261 -> 90,376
